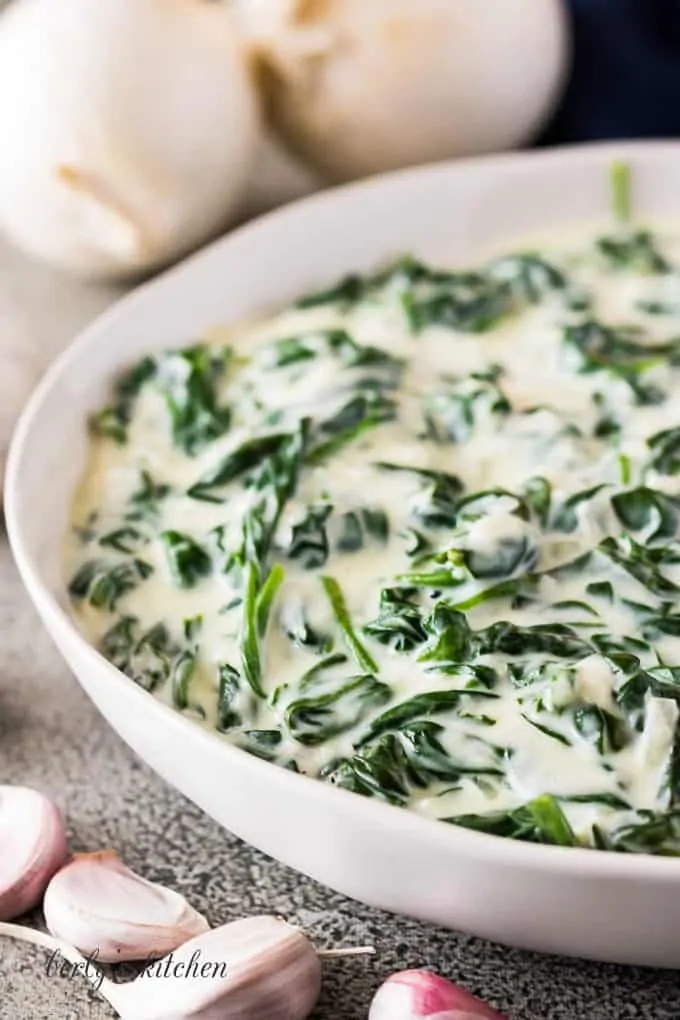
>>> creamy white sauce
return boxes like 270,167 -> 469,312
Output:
66,223 -> 680,851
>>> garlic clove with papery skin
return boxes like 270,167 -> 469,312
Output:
0,0 -> 259,279
369,969 -> 507,1020
426,1015 -> 496,1020
0,914 -> 327,1020
43,850 -> 209,963
239,0 -> 568,183
112,915 -> 322,1020
0,786 -> 68,921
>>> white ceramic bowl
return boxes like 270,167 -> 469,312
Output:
8,142 -> 680,969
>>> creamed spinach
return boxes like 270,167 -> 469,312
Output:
67,169 -> 680,854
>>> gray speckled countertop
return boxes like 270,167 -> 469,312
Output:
2,235 -> 680,1020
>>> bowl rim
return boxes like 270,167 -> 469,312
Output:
8,138 -> 680,882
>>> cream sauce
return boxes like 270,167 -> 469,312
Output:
66,223 -> 680,851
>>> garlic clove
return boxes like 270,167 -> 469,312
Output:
43,850 -> 209,963
427,1015 -> 495,1020
55,165 -> 149,263
240,0 -> 568,183
0,786 -> 68,921
0,0 -> 260,279
113,915 -> 322,1020
369,970 -> 507,1020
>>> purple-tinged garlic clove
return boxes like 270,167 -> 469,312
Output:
114,914 -> 322,1020
43,850 -> 209,963
369,969 -> 507,1020
0,785 -> 68,921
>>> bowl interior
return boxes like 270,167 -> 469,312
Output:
10,141 -> 680,862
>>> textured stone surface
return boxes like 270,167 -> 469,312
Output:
2,235 -> 680,1020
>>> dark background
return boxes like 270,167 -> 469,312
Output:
543,0 -> 680,144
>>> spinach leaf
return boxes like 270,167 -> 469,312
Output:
599,534 -> 680,599
553,485 -> 610,533
89,356 -> 156,444
98,526 -> 148,555
241,562 -> 265,697
596,230 -> 670,274
564,320 -> 679,371
68,558 -> 153,611
240,562 -> 285,699
154,345 -> 232,455
224,420 -> 310,586
422,377 -> 510,444
322,734 -> 412,805
307,389 -> 397,465
99,615 -> 139,671
402,254 -> 566,334
525,794 -> 577,846
298,653 -> 349,692
417,604 -> 475,665
476,620 -> 594,659
259,328 -> 402,379
563,320 -> 672,402
465,531 -> 538,580
398,721 -> 503,783
636,299 -> 677,316
285,504 -> 333,569
99,617 -> 176,693
647,427 -> 680,476
400,522 -> 537,590
171,650 -> 198,711
521,715 -> 572,746
321,576 -> 378,674
357,688 -> 497,746
609,811 -> 680,855
336,508 -> 390,553
611,160 -> 631,223
160,531 -> 212,589
296,274 -> 378,309
573,706 -> 628,754
279,603 -> 332,653
376,462 -> 463,529
125,470 -> 171,522
637,603 -> 680,641
259,335 -> 319,368
324,721 -> 502,805
237,729 -> 284,763
562,792 -> 631,810
363,588 -> 428,652
285,673 -> 391,746
187,432 -> 290,503
611,654 -> 680,713
611,487 -> 680,541
255,563 -> 285,636
217,663 -> 244,732
486,254 -> 567,302
295,256 -> 429,311
521,477 -> 552,527
449,794 -> 577,847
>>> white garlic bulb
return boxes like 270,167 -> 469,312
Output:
0,0 -> 259,279
0,786 -> 68,921
43,851 -> 209,963
239,0 -> 568,182
0,290 -> 41,501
